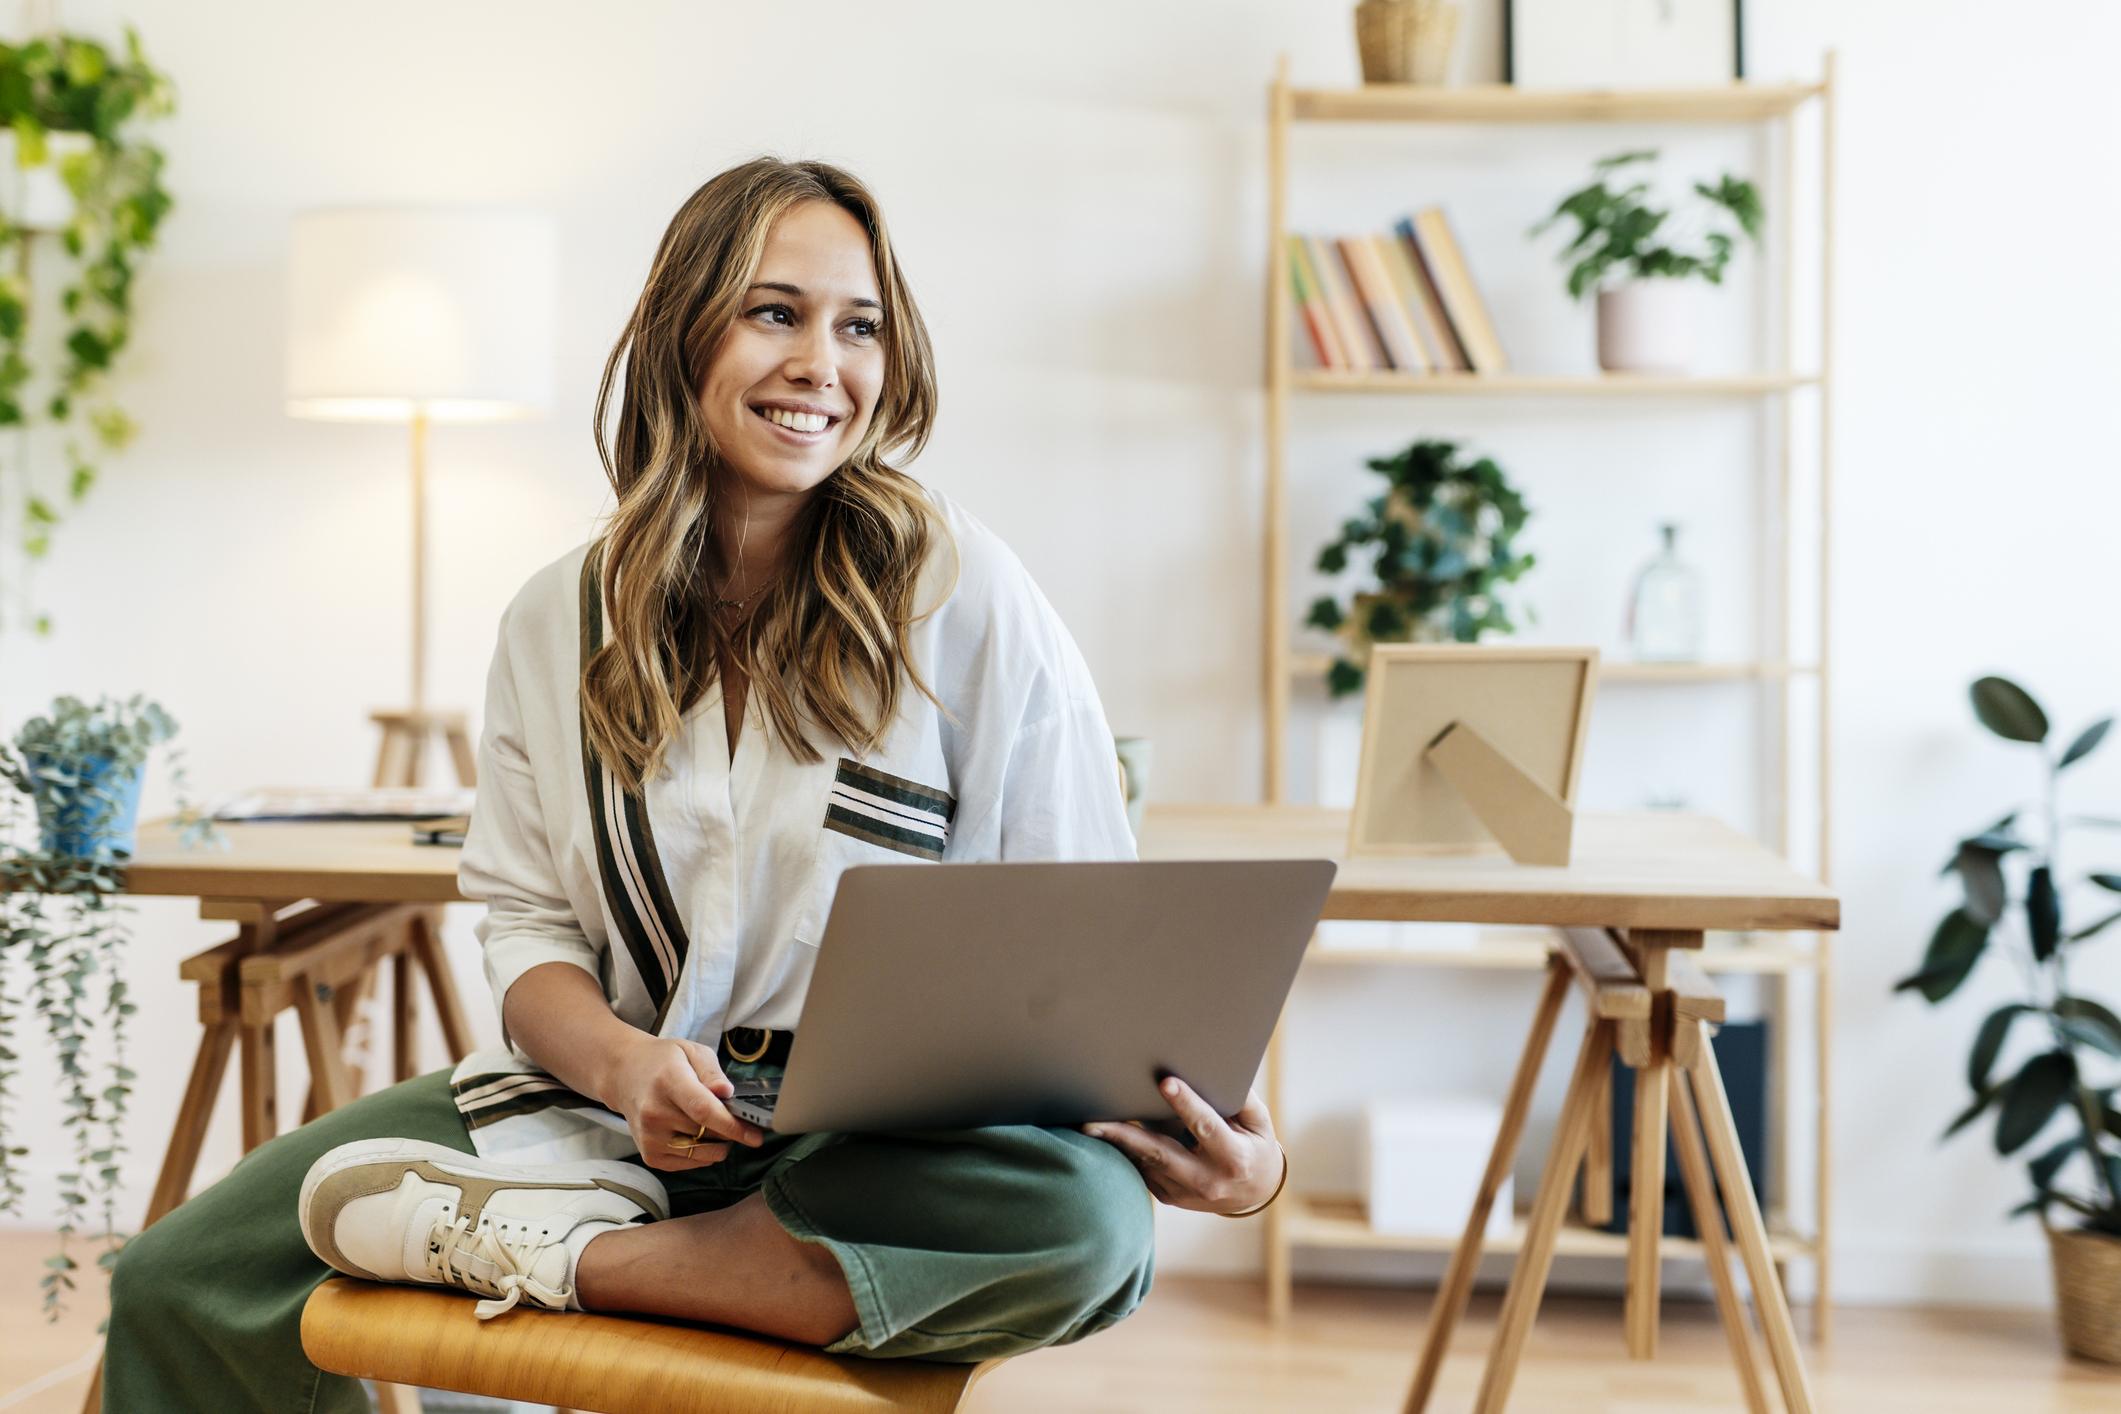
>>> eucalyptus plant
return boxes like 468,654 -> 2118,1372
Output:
0,693 -> 221,1321
1530,149 -> 1764,301
0,25 -> 176,638
1894,675 -> 2121,1238
1305,437 -> 1535,697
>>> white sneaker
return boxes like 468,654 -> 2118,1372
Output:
299,1137 -> 669,1319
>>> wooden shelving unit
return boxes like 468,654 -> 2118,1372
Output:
1286,1192 -> 1808,1262
1291,370 -> 1820,396
1259,55 -> 1838,1333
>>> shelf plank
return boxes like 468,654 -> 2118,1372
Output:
1290,653 -> 1820,683
1289,370 -> 1819,396
1285,1192 -> 1812,1261
1305,930 -> 1815,975
1289,82 -> 1823,125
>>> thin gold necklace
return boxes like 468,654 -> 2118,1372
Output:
712,574 -> 774,613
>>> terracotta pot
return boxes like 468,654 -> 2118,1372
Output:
2047,1222 -> 2121,1364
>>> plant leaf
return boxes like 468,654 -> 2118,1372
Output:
2057,997 -> 2121,1051
1994,1051 -> 2077,1155
1939,816 -> 2021,876
1893,908 -> 1989,1003
1969,1003 -> 2033,1090
2027,1136 -> 2078,1187
2071,906 -> 2121,943
2059,1018 -> 2121,1058
1970,676 -> 2049,744
2028,866 -> 2061,962
2030,1134 -> 2084,1192
1942,1086 -> 1997,1140
2060,717 -> 2114,769
2092,873 -> 2121,894
1957,843 -> 2010,924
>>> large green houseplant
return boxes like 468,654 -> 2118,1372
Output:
1894,674 -> 2121,1362
1305,436 -> 1536,697
0,694 -> 221,1321
0,25 -> 176,638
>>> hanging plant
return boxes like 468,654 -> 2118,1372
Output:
0,25 -> 176,637
0,694 -> 221,1322
1305,437 -> 1537,697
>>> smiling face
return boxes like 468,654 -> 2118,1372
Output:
698,199 -> 886,504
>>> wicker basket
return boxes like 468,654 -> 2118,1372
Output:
1353,0 -> 1461,86
2048,1222 -> 2121,1364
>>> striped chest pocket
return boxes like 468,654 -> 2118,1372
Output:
824,757 -> 955,861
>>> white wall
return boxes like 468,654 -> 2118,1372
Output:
3,0 -> 2117,1312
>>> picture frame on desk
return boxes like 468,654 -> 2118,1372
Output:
1505,0 -> 1745,89
1347,644 -> 1598,861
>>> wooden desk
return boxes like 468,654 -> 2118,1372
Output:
1138,804 -> 1840,1412
1137,804 -> 1838,933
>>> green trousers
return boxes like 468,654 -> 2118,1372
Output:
104,1062 -> 1156,1412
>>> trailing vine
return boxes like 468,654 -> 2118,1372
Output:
0,24 -> 175,637
1,694 -> 219,1323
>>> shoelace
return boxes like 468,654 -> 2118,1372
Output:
423,1212 -> 572,1320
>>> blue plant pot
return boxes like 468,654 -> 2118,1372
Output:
24,751 -> 145,861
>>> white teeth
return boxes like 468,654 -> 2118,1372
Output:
761,407 -> 829,433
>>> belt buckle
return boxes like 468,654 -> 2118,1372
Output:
725,1027 -> 772,1064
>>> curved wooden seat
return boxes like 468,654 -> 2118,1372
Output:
301,1278 -> 997,1413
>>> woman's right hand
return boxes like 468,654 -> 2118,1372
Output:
601,1034 -> 766,1172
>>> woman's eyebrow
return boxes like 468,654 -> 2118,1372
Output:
747,280 -> 881,310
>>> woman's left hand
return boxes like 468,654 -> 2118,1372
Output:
1081,1077 -> 1284,1216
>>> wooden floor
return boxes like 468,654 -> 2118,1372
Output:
6,1230 -> 2118,1412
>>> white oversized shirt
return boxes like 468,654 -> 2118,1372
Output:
448,484 -> 1138,1164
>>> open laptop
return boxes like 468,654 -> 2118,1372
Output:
722,857 -> 1336,1134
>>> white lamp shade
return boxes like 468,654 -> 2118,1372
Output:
286,207 -> 557,422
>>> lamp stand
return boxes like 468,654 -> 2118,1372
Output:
369,408 -> 475,787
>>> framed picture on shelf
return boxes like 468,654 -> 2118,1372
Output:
1505,0 -> 1744,89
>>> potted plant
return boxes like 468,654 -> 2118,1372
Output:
1893,674 -> 2121,1363
1305,437 -> 1536,701
0,693 -> 221,1320
1529,149 -> 1763,375
0,25 -> 177,638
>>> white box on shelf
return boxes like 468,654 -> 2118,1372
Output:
1361,1096 -> 1512,1238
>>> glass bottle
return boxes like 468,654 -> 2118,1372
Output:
1625,522 -> 1704,662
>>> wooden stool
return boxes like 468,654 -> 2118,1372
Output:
301,1279 -> 1000,1414
1405,929 -> 1815,1414
81,899 -> 475,1413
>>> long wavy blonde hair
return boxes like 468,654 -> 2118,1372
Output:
584,157 -> 958,795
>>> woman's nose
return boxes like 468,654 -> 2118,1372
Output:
783,324 -> 836,387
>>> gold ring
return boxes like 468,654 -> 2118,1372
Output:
725,1029 -> 771,1064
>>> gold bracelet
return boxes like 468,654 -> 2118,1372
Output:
1218,1141 -> 1289,1219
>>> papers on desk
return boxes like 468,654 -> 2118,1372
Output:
207,786 -> 476,823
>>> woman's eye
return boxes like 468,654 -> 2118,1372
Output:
749,303 -> 794,325
847,318 -> 880,339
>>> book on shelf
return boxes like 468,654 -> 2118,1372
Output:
1302,232 -> 1382,370
1375,231 -> 1452,371
1389,216 -> 1470,371
1408,208 -> 1509,373
1285,234 -> 1347,369
1340,235 -> 1430,373
1286,208 -> 1507,375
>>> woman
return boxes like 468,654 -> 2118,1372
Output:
104,157 -> 1285,1406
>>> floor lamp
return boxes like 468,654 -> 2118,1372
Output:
285,207 -> 556,787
